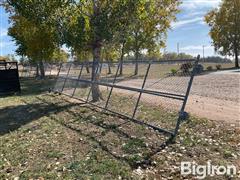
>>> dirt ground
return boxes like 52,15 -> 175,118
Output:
116,69 -> 240,127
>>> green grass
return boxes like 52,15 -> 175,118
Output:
0,77 -> 239,179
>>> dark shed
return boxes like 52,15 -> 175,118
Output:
0,61 -> 21,95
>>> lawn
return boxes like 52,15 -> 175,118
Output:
0,77 -> 239,179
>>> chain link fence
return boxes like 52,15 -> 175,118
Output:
52,57 -> 200,139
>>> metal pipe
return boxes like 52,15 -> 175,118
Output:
56,76 -> 185,101
61,63 -> 72,93
132,62 -> 151,118
174,55 -> 200,136
71,64 -> 84,97
105,62 -> 121,109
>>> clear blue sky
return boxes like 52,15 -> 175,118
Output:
0,0 -> 221,58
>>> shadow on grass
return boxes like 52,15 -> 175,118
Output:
0,87 -> 173,169
35,95 -> 174,169
0,99 -> 80,136
19,76 -> 57,96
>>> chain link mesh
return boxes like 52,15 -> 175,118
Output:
52,59 -> 198,135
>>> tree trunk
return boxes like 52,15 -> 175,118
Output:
91,1 -> 103,102
108,61 -> 112,74
39,60 -> 45,79
36,63 -> 39,77
91,45 -> 102,102
99,61 -> 103,74
119,41 -> 125,76
85,60 -> 90,73
134,51 -> 139,75
235,49 -> 239,68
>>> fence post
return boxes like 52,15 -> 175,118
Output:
173,55 -> 200,136
61,63 -> 72,93
132,62 -> 151,119
71,63 -> 84,97
104,62 -> 121,109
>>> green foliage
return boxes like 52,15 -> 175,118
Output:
206,66 -> 213,71
178,52 -> 193,59
74,51 -> 92,62
2,0 -> 66,77
3,0 -> 180,96
101,43 -> 120,62
171,68 -> 177,75
51,49 -> 69,63
216,64 -> 222,70
125,0 -> 180,61
162,52 -> 193,60
205,0 -> 240,67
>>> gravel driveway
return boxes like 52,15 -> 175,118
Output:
115,70 -> 240,127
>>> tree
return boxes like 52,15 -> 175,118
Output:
3,0 -> 180,101
60,0 -> 140,102
51,49 -> 69,63
7,15 -> 57,78
126,0 -> 179,75
2,0 -> 64,78
102,43 -> 120,74
161,52 -> 193,60
205,0 -> 240,68
146,44 -> 162,60
177,53 -> 193,59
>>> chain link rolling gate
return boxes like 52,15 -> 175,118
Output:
52,56 -> 200,139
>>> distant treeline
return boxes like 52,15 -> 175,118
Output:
121,53 -> 233,63
201,56 -> 232,63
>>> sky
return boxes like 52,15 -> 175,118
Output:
0,0 -> 222,58
167,0 -> 222,57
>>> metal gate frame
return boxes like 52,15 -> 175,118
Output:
51,56 -> 200,139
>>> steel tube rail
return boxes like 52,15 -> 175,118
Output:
56,76 -> 185,101
51,59 -> 196,65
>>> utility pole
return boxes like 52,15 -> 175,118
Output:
177,43 -> 180,55
202,45 -> 205,62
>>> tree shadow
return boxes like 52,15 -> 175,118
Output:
36,95 -> 174,169
0,91 -> 173,169
0,99 -> 80,136
0,76 -> 57,98
19,76 -> 57,96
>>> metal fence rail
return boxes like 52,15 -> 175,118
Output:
52,57 -> 200,138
